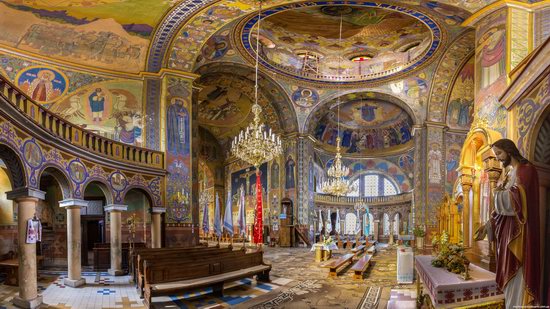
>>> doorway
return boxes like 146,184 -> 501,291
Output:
81,215 -> 104,266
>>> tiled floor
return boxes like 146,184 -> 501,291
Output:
0,244 -> 415,309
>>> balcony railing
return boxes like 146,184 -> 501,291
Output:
314,192 -> 412,206
0,75 -> 164,169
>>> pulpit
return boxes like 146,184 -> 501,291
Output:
415,255 -> 504,308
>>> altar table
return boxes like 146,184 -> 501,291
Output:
397,246 -> 414,284
415,255 -> 504,308
311,243 -> 338,262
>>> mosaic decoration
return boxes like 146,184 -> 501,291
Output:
311,92 -> 413,154
445,133 -> 466,194
420,1 -> 470,26
238,1 -> 443,85
427,30 -> 474,122
517,73 -> 550,155
164,76 -> 193,223
50,80 -> 145,146
15,66 -> 68,105
0,117 -> 163,207
446,56 -> 474,130
474,9 -> 508,136
292,87 -> 319,108
230,163 -> 268,220
426,126 -> 444,227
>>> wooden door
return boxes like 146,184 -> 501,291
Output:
279,198 -> 293,247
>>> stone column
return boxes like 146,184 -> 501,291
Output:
373,219 -> 380,242
59,199 -> 87,287
7,188 -> 45,309
389,220 -> 395,244
151,207 -> 165,248
105,204 -> 127,276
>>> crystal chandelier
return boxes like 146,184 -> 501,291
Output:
231,0 -> 282,167
321,11 -> 353,196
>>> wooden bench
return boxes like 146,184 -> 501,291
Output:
142,249 -> 270,308
136,246 -> 232,296
351,244 -> 366,256
350,254 -> 372,280
321,253 -> 354,277
366,245 -> 376,255
0,251 -> 17,286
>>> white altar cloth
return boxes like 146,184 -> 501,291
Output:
397,246 -> 414,284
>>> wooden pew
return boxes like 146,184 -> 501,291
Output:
351,244 -> 366,256
366,245 -> 377,255
142,249 -> 270,307
136,246 -> 232,296
346,239 -> 353,250
351,254 -> 372,280
321,253 -> 354,277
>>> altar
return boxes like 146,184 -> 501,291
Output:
415,255 -> 504,308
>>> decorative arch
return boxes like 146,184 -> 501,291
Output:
529,104 -> 550,166
459,127 -> 502,169
0,143 -> 26,189
37,165 -> 73,200
195,62 -> 298,133
81,179 -> 114,206
121,186 -> 156,210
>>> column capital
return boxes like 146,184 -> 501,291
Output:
59,199 -> 88,209
6,187 -> 45,201
104,204 -> 128,212
150,207 -> 166,214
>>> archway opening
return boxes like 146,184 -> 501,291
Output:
83,182 -> 109,267
123,188 -> 152,247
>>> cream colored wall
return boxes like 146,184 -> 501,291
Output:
0,167 -> 14,225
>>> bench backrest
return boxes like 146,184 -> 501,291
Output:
144,250 -> 265,284
137,247 -> 232,275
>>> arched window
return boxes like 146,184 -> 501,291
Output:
368,213 -> 374,236
393,213 -> 400,235
383,213 -> 390,236
348,179 -> 360,197
345,213 -> 357,235
347,173 -> 399,197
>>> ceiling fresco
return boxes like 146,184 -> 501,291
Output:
311,92 -> 413,154
196,72 -> 285,149
238,2 -> 443,84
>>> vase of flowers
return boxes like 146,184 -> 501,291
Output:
413,225 -> 426,249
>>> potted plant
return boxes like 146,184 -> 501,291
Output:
413,225 -> 426,249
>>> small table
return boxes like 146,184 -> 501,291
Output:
397,247 -> 414,284
415,255 -> 504,308
311,243 -> 338,262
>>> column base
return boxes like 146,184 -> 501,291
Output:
12,295 -> 43,309
108,268 -> 125,276
64,277 -> 86,288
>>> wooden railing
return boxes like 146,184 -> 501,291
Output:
0,76 -> 164,169
314,192 -> 412,206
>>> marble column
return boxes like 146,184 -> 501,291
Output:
59,199 -> 88,287
7,188 -> 45,309
389,221 -> 395,244
150,207 -> 165,248
105,204 -> 127,276
373,219 -> 380,242
462,183 -> 472,247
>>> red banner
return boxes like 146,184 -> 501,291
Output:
253,171 -> 263,244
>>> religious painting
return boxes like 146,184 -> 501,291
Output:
420,1 -> 470,26
67,160 -> 86,184
0,1 -> 171,72
428,143 -> 443,184
201,32 -> 231,61
292,87 -> 319,108
475,9 -> 508,134
285,158 -> 296,190
270,162 -> 279,189
198,76 -> 252,126
16,66 -> 68,104
314,97 -> 413,153
50,81 -> 144,146
23,140 -> 43,168
230,163 -> 268,214
445,139 -> 462,194
447,57 -> 474,129
110,172 -> 128,192
398,154 -> 414,176
167,97 -> 190,156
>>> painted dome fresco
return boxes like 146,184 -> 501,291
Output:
313,94 -> 413,154
239,2 -> 441,84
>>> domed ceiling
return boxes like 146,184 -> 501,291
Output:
311,93 -> 413,155
239,2 -> 442,84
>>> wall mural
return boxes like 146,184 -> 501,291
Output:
15,66 -> 68,104
426,127 -> 444,228
420,1 -> 470,26
445,133 -> 466,194
230,162 -> 268,225
164,76 -> 192,224
0,118 -> 162,207
0,0 -> 177,72
474,9 -> 508,135
447,56 -> 474,130
313,95 -> 413,153
516,73 -> 550,155
50,80 -> 144,146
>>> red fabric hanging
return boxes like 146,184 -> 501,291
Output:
253,171 -> 263,244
